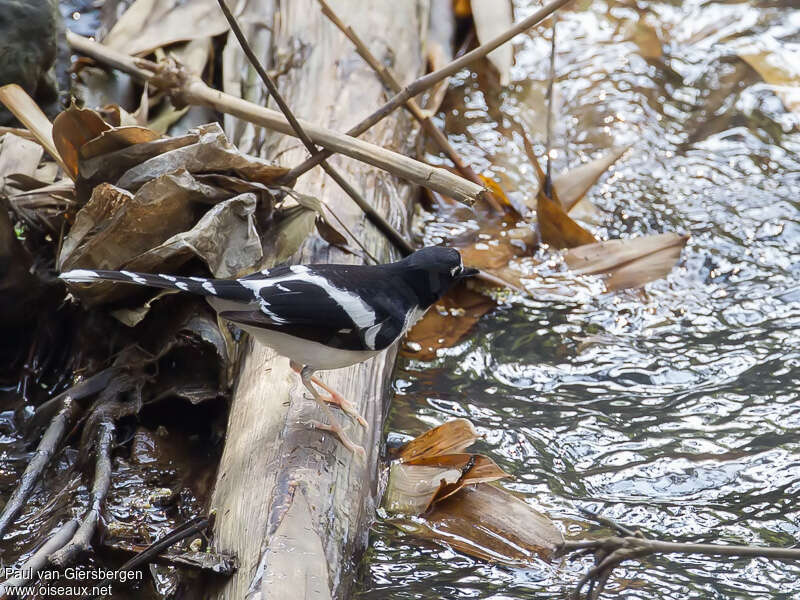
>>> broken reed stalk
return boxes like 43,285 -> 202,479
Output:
216,0 -> 411,257
560,535 -> 800,600
283,0 -> 575,183
0,399 -> 74,538
1,519 -> 80,591
316,0 -> 504,213
49,419 -> 115,566
64,32 -> 483,206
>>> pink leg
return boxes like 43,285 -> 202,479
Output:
290,362 -> 367,460
290,362 -> 368,429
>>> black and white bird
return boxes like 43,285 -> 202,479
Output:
60,246 -> 478,457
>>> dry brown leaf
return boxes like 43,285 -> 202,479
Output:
102,0 -> 229,57
0,84 -> 67,174
404,283 -> 495,360
397,419 -> 481,462
564,232 -> 689,291
630,20 -> 662,60
384,462 -> 463,515
411,454 -> 510,505
739,45 -> 800,115
385,453 -> 509,515
412,484 -> 563,565
115,123 -> 288,190
0,134 -> 44,186
52,106 -> 111,180
470,0 -> 513,86
524,135 -> 596,249
554,145 -> 631,214
79,127 -> 161,161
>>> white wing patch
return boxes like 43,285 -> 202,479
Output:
120,270 -> 147,285
202,280 -> 217,295
239,265 -> 378,332
59,269 -> 101,282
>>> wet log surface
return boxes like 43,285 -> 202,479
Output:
209,1 -> 423,599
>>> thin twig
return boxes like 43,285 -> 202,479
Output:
316,0 -> 504,213
0,519 -> 80,591
0,399 -> 74,538
283,0 -> 575,183
64,32 -> 484,206
578,506 -> 638,537
544,15 -> 558,197
116,516 -> 213,573
216,0 -> 411,258
49,419 -> 115,566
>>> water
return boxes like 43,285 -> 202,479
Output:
358,0 -> 800,598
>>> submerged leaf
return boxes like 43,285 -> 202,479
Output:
554,145 -> 631,214
564,232 -> 689,291
739,44 -> 800,115
404,283 -> 495,360
403,484 -> 563,565
384,462 -> 462,515
470,0 -> 514,86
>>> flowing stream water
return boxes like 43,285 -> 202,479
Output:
358,0 -> 800,598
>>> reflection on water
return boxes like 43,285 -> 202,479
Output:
359,0 -> 800,597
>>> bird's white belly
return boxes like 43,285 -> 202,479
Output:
239,324 -> 379,371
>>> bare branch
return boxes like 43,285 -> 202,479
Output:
64,32 -> 484,206
49,420 -> 115,566
0,399 -> 74,538
1,519 -> 80,591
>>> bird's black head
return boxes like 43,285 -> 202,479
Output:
397,246 -> 479,307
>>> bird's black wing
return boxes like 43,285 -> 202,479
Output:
223,266 -> 399,351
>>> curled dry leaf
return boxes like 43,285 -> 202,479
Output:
397,418 -> 481,461
0,134 -> 44,192
564,232 -> 690,291
102,0 -> 230,57
0,84 -> 67,175
400,484 -> 563,565
384,454 -> 508,515
115,123 -> 288,191
403,282 -> 495,361
52,105 -> 111,180
384,419 -> 562,566
554,144 -> 631,216
470,0 -> 514,86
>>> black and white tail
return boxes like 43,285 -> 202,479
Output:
59,269 -> 255,303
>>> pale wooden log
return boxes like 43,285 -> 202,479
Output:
208,2 -> 422,599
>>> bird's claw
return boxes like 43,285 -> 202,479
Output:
308,420 -> 367,461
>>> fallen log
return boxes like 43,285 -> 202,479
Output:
207,1 -> 424,599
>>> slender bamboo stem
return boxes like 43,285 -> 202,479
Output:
217,0 -> 409,257
64,31 -> 484,206
316,0 -> 504,213
283,0 -> 575,182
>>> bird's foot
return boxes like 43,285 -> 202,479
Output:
316,389 -> 368,429
290,362 -> 368,429
308,420 -> 367,461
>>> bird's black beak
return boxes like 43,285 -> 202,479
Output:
458,266 -> 480,280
